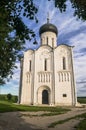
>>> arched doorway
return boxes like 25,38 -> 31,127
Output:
42,90 -> 49,104
37,86 -> 50,105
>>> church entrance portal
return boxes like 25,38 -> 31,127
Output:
37,86 -> 50,105
42,90 -> 49,104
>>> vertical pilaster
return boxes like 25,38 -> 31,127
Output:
31,51 -> 35,105
70,47 -> 77,106
51,50 -> 55,105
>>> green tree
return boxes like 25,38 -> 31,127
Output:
0,0 -> 38,84
51,0 -> 86,21
7,93 -> 12,100
0,0 -> 86,84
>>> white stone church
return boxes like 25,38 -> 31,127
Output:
18,18 -> 77,106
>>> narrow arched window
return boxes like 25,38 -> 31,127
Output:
29,60 -> 31,71
44,59 -> 47,71
47,37 -> 48,45
63,57 -> 66,70
52,38 -> 54,47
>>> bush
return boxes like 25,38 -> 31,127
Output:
7,93 -> 12,101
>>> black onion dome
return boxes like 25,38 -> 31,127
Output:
39,23 -> 58,35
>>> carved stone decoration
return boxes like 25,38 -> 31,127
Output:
58,71 -> 70,82
40,50 -> 51,60
26,72 -> 31,83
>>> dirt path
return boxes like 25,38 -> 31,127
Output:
0,107 -> 86,130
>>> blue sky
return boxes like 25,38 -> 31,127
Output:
0,0 -> 86,97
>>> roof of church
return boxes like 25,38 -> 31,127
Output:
39,15 -> 58,35
39,23 -> 58,35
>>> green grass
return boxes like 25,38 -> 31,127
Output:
40,111 -> 65,116
0,100 -> 86,130
48,117 -> 75,128
0,101 -> 70,114
76,113 -> 86,130
76,119 -> 86,130
77,97 -> 86,104
48,113 -> 86,128
21,111 -> 66,117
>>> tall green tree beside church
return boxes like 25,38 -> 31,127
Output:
0,0 -> 38,84
0,0 -> 86,84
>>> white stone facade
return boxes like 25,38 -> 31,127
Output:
19,22 -> 77,106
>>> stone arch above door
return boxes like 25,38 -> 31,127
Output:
37,86 -> 51,105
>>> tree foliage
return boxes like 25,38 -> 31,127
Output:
71,0 -> 86,20
52,0 -> 86,21
0,0 -> 86,85
0,0 -> 38,84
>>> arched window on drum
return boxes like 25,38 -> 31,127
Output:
52,38 -> 54,48
29,60 -> 32,72
63,57 -> 66,70
47,37 -> 48,45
